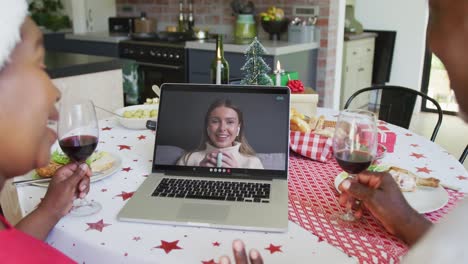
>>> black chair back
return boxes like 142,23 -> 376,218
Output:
344,85 -> 443,142
460,145 -> 468,164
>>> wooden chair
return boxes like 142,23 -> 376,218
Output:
344,85 -> 443,142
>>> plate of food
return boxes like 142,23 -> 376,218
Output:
31,150 -> 122,187
334,165 -> 448,214
115,104 -> 158,130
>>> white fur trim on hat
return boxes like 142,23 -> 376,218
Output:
0,0 -> 28,70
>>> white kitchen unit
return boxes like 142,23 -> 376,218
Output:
70,0 -> 116,33
340,33 -> 377,109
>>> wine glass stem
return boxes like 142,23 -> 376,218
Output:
76,161 -> 91,205
342,173 -> 362,222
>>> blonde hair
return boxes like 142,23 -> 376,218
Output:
180,99 -> 257,164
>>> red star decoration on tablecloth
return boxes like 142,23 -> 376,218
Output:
122,167 -> 132,172
410,153 -> 426,159
410,144 -> 419,147
133,236 -> 141,241
124,253 -> 128,257
142,174 -> 149,177
117,145 -> 131,150
457,176 -> 468,180
405,133 -> 413,136
265,244 -> 282,254
86,219 -> 111,232
137,135 -> 146,140
101,127 -> 112,131
416,167 -> 432,174
153,240 -> 182,254
133,159 -> 138,162
201,259 -> 217,264
115,191 -> 135,201
212,241 -> 220,247
101,188 -> 107,192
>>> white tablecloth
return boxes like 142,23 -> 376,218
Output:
13,109 -> 467,263
14,117 -> 354,264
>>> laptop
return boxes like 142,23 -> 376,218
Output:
118,83 -> 290,232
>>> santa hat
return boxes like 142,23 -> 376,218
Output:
0,0 -> 28,70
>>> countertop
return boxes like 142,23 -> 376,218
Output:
185,39 -> 320,55
65,32 -> 129,43
45,51 -> 128,79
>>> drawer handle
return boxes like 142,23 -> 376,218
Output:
367,48 -> 372,52
358,68 -> 365,72
353,51 -> 357,55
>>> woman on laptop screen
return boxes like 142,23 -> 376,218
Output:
177,99 -> 264,169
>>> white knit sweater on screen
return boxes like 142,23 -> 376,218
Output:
177,142 -> 264,169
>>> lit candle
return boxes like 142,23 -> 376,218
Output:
216,60 -> 222,84
275,60 -> 284,86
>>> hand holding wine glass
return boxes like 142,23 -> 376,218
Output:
57,97 -> 101,216
333,109 -> 378,222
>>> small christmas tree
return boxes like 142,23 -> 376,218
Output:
240,37 -> 273,85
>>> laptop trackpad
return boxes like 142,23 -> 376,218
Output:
177,203 -> 230,221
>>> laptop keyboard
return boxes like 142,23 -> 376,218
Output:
151,178 -> 271,203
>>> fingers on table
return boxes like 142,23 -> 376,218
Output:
233,239 -> 249,264
249,249 -> 264,264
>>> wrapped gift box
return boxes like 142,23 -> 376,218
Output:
290,87 -> 318,118
269,71 -> 299,86
377,125 -> 396,153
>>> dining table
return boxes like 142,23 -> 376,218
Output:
5,108 -> 468,264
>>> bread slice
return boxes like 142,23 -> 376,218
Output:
389,166 -> 439,192
90,152 -> 115,172
315,115 -> 325,131
290,115 -> 311,133
314,127 -> 335,138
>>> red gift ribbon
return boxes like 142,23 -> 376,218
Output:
287,80 -> 305,93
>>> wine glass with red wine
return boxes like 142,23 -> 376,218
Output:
58,98 -> 101,216
333,109 -> 378,222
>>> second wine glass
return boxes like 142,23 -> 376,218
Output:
332,109 -> 378,222
58,98 -> 101,216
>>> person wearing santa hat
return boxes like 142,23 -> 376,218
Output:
0,1 -> 91,263
0,1 -> 264,263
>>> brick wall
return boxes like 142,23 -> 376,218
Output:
117,0 -> 339,107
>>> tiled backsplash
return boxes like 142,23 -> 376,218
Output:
116,0 -> 339,107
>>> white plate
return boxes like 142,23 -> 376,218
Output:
115,104 -> 158,130
334,171 -> 449,214
31,152 -> 122,187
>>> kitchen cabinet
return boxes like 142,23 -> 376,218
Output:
44,33 -> 120,57
70,0 -> 116,33
45,51 -> 127,119
340,35 -> 376,109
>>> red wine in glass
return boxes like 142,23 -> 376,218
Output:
59,135 -> 98,163
332,109 -> 378,223
335,150 -> 373,175
58,98 -> 101,216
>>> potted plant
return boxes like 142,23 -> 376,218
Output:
29,0 -> 71,32
230,0 -> 256,44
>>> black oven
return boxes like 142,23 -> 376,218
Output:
119,40 -> 187,104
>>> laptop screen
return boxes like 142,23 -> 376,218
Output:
152,84 -> 290,178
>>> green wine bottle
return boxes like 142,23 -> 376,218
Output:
210,35 -> 229,84
177,0 -> 185,32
